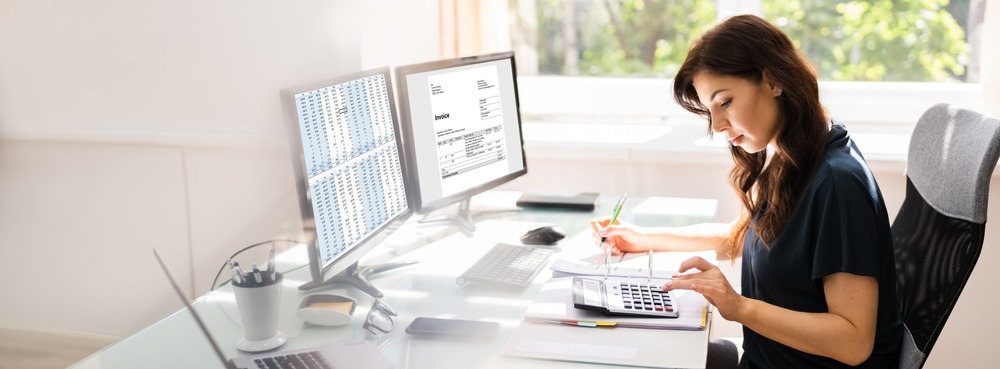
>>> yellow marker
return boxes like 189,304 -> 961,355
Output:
574,320 -> 618,327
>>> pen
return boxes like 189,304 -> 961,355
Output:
266,245 -> 276,281
228,259 -> 244,286
251,263 -> 263,285
601,193 -> 628,279
232,261 -> 246,285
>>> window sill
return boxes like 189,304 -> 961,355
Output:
522,120 -> 909,174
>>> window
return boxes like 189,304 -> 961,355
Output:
511,0 -> 980,82
507,0 -> 986,129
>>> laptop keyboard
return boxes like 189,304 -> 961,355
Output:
456,243 -> 554,287
253,351 -> 332,369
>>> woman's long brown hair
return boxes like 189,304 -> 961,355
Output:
673,15 -> 829,258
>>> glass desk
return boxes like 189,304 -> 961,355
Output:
70,191 -> 718,369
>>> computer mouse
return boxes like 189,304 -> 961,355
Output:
520,226 -> 567,245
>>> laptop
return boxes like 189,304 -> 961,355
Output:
153,249 -> 395,369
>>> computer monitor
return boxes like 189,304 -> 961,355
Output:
280,67 -> 413,297
395,52 -> 527,233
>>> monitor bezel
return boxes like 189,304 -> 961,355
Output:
394,51 -> 528,215
279,67 -> 413,288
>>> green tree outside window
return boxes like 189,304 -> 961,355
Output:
515,0 -> 972,82
763,0 -> 969,82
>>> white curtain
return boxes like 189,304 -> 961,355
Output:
439,0 -> 512,58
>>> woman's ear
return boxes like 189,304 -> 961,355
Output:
761,70 -> 782,97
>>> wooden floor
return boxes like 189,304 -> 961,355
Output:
0,326 -> 116,369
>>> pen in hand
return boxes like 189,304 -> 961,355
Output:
600,193 -> 628,279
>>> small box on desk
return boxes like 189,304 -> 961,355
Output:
516,192 -> 598,211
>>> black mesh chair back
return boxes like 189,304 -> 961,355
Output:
892,103 -> 1000,369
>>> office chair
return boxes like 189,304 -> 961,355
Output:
892,103 -> 1000,369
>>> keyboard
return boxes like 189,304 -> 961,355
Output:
456,243 -> 554,287
252,351 -> 332,369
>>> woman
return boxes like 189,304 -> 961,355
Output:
591,15 -> 902,368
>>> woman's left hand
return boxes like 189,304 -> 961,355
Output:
662,256 -> 746,321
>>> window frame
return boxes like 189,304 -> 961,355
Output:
517,76 -> 984,132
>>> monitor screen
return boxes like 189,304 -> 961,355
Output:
395,52 -> 527,231
280,67 -> 412,295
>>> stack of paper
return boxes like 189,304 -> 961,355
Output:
550,249 -> 717,279
522,277 -> 708,330
501,277 -> 711,368
549,258 -> 678,279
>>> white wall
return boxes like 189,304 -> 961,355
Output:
360,0 -> 441,69
0,140 -> 191,336
1,0 -> 996,366
0,0 -> 363,337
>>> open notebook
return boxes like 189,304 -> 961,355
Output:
523,276 -> 707,330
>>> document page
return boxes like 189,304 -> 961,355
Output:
427,65 -> 509,196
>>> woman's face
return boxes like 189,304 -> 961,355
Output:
692,72 -> 783,154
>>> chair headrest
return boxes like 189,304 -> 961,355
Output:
907,103 -> 1000,224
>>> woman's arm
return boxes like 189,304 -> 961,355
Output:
740,272 -> 878,365
640,222 -> 735,253
667,258 -> 879,366
589,217 -> 740,257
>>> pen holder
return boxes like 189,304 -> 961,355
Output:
232,272 -> 287,352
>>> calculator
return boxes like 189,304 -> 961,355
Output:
572,277 -> 679,318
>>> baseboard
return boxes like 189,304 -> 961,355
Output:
0,325 -> 119,369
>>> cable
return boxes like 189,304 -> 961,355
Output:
209,239 -> 303,291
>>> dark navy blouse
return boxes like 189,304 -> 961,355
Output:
741,124 -> 902,369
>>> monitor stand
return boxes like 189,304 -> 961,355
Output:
417,198 -> 520,235
298,260 -> 418,298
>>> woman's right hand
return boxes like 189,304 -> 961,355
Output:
589,216 -> 646,254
